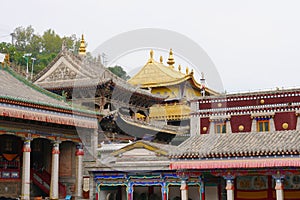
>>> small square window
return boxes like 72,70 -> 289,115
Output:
215,122 -> 226,134
257,120 -> 270,132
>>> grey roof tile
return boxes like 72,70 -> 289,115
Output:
171,130 -> 300,158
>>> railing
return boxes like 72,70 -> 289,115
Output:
31,169 -> 66,198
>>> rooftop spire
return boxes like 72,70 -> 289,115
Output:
167,48 -> 175,67
148,49 -> 154,63
160,55 -> 163,63
78,34 -> 86,56
200,72 -> 206,96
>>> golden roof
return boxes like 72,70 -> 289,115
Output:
128,49 -> 190,88
128,49 -> 219,96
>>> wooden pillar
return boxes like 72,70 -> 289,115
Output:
180,179 -> 188,200
126,182 -> 133,200
21,137 -> 32,200
273,174 -> 285,200
224,176 -> 235,200
50,141 -> 60,200
199,177 -> 205,200
75,143 -> 84,199
161,182 -> 168,200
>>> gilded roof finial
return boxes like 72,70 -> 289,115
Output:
160,55 -> 163,63
186,66 -> 189,74
178,65 -> 181,72
79,34 -> 86,56
167,48 -> 175,67
148,49 -> 154,63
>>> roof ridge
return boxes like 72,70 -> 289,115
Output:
1,66 -> 99,116
4,66 -> 66,102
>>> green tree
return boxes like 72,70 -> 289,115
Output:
14,25 -> 35,52
107,65 -> 130,80
5,26 -> 86,75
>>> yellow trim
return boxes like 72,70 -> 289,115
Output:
237,191 -> 267,199
111,141 -> 168,157
257,120 -> 270,132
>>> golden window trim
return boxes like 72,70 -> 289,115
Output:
256,119 -> 270,132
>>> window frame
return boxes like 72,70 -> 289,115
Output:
215,121 -> 227,134
256,119 -> 270,132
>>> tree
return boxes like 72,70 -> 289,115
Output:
107,65 -> 130,80
13,25 -> 35,52
9,26 -> 82,74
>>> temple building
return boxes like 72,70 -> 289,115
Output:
33,36 -> 186,143
170,88 -> 300,200
88,87 -> 300,200
128,49 -> 218,127
4,33 -> 300,200
0,58 -> 98,199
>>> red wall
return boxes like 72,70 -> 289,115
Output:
230,115 -> 252,133
274,112 -> 297,131
200,118 -> 210,134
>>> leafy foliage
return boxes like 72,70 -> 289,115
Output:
0,26 -> 81,75
1,26 -> 130,80
107,65 -> 130,80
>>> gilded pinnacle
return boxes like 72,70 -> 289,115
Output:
160,56 -> 163,63
167,48 -> 175,66
148,49 -> 154,63
79,34 -> 86,56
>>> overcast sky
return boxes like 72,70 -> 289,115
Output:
1,0 -> 300,93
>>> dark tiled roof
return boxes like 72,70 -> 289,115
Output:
34,49 -> 165,101
170,130 -> 300,158
0,67 -> 98,116
0,67 -> 68,107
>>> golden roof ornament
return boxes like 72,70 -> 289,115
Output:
167,48 -> 175,67
79,34 -> 86,56
186,66 -> 189,74
178,64 -> 181,72
148,49 -> 154,63
160,55 -> 163,63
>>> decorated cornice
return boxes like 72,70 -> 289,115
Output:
0,103 -> 98,129
191,88 -> 300,103
209,115 -> 231,121
170,156 -> 300,170
0,126 -> 81,143
192,103 -> 300,117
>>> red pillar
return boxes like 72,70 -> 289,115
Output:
161,182 -> 168,200
200,177 -> 205,200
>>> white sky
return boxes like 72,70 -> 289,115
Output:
1,0 -> 300,93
